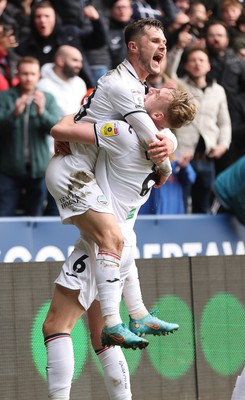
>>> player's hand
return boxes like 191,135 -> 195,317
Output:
153,172 -> 169,188
148,133 -> 174,165
54,140 -> 71,156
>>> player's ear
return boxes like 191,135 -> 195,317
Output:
128,40 -> 138,52
154,111 -> 164,121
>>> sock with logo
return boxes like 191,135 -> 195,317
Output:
96,346 -> 132,400
96,251 -> 122,328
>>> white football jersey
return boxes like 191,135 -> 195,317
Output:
70,59 -> 174,175
94,120 -> 157,229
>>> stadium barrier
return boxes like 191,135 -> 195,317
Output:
1,255 -> 244,399
1,214 -> 245,262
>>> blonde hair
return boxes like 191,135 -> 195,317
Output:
17,56 -> 40,71
166,89 -> 197,129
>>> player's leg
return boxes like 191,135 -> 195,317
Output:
43,284 -> 85,400
72,210 -> 123,328
123,257 -> 179,336
87,300 -> 132,400
231,366 -> 245,400
43,237 -> 98,400
71,212 -> 148,350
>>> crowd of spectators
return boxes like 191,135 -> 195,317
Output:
0,0 -> 245,222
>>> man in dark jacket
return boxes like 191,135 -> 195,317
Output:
205,20 -> 245,171
0,56 -> 60,216
15,1 -> 109,87
108,0 -> 133,69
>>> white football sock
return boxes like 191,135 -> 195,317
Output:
96,251 -> 122,327
231,367 -> 245,399
96,346 -> 132,400
45,334 -> 74,400
122,262 -> 148,320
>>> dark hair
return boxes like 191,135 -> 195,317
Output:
32,1 -> 55,14
183,45 -> 209,63
188,0 -> 207,13
124,18 -> 164,46
204,19 -> 229,37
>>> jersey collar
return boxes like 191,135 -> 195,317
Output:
121,59 -> 148,93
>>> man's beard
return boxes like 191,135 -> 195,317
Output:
62,63 -> 78,78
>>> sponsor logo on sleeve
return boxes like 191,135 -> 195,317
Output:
101,122 -> 119,137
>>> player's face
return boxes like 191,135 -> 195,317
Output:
136,27 -> 167,77
144,87 -> 172,114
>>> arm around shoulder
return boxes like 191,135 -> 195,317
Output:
51,114 -> 96,144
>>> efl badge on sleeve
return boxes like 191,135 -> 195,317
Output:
101,122 -> 119,137
131,89 -> 144,108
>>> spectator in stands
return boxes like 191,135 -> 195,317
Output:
49,0 -> 86,27
0,0 -> 16,28
232,9 -> 245,58
50,0 -> 111,84
3,0 -> 32,43
174,0 -> 190,14
187,1 -> 209,44
0,22 -> 19,90
108,0 -> 133,69
132,0 -> 182,29
166,1 -> 209,70
14,1 -> 108,87
0,56 -> 60,216
205,20 -> 245,171
37,45 -> 87,116
219,0 -> 243,29
201,0 -> 220,19
82,0 -> 111,83
37,44 -> 87,215
168,46 -> 232,214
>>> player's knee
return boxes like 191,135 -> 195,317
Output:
42,311 -> 73,337
99,227 -> 124,254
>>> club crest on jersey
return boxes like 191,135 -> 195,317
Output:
97,195 -> 109,207
101,122 -> 119,137
131,89 -> 144,108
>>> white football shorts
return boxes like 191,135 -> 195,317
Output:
45,155 -> 114,225
55,236 -> 136,311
